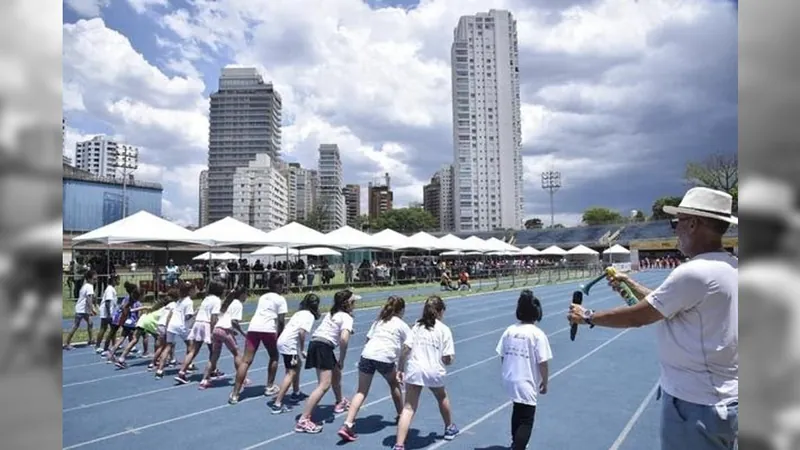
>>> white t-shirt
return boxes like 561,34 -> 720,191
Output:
404,320 -> 455,388
247,292 -> 288,333
100,286 -> 116,319
167,296 -> 195,334
195,295 -> 222,323
75,283 -> 94,314
277,310 -> 316,355
496,323 -> 553,406
157,301 -> 177,326
361,317 -> 412,364
645,251 -> 738,406
312,311 -> 354,347
215,299 -> 243,330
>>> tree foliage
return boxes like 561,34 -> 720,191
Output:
296,201 -> 331,232
372,207 -> 437,234
683,152 -> 738,213
651,196 -> 682,220
632,210 -> 646,222
582,207 -> 624,225
524,217 -> 544,229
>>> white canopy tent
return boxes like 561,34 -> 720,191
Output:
517,246 -> 541,256
565,245 -> 599,256
191,217 -> 275,247
436,234 -> 471,252
403,231 -> 445,251
325,226 -> 384,250
486,237 -> 519,254
539,245 -> 567,256
603,244 -> 631,255
260,222 -> 329,248
370,229 -> 413,251
250,246 -> 343,257
192,251 -> 238,261
462,236 -> 494,253
72,210 -> 209,246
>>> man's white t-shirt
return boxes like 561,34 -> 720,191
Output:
496,323 -> 553,406
100,285 -> 116,319
167,296 -> 195,335
215,299 -> 243,330
404,320 -> 455,388
645,251 -> 738,406
312,311 -> 354,347
362,317 -> 412,364
277,310 -> 316,355
194,295 -> 222,323
248,293 -> 288,333
75,283 -> 94,315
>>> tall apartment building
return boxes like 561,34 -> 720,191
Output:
451,10 -> 523,232
367,173 -> 393,219
343,184 -> 361,227
207,67 -> 282,223
74,135 -> 139,178
295,167 -> 318,222
232,153 -> 288,231
198,169 -> 209,227
318,144 -> 346,232
423,165 -> 454,232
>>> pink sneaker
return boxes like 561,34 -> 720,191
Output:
294,417 -> 323,434
334,398 -> 350,414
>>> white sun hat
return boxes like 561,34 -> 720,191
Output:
663,186 -> 738,225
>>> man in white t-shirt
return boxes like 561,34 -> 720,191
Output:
568,187 -> 739,450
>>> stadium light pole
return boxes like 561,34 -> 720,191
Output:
541,171 -> 561,227
114,146 -> 139,218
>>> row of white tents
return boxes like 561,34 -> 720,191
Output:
67,211 -> 632,259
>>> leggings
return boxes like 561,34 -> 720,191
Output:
511,402 -> 536,450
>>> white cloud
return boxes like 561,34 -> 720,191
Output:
126,0 -> 168,14
65,0 -> 109,18
64,0 -> 736,228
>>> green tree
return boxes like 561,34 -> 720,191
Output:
296,201 -> 331,231
685,152 -> 738,194
632,210 -> 646,222
582,207 -> 624,225
651,196 -> 682,220
524,218 -> 544,229
373,207 -> 437,233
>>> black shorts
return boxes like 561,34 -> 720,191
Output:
305,340 -> 337,371
99,318 -> 112,327
358,357 -> 395,376
120,327 -> 135,339
282,353 -> 300,370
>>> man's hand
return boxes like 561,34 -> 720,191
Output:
567,304 -> 587,325
607,271 -> 631,299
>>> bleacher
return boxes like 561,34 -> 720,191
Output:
431,219 -> 738,250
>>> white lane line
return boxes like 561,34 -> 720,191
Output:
607,381 -> 660,450
425,328 -> 632,450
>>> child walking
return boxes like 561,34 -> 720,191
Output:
393,296 -> 459,450
199,285 -> 248,389
338,296 -> 410,442
496,290 -> 551,450
270,293 -> 321,414
294,290 -> 357,434
174,281 -> 224,384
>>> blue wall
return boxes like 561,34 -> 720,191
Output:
63,179 -> 162,232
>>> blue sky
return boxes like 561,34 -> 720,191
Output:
62,0 -> 737,227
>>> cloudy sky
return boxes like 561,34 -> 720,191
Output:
62,0 -> 737,227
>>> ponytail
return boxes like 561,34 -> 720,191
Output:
378,296 -> 405,322
331,289 -> 355,316
221,286 -> 247,314
417,295 -> 445,330
299,293 -> 321,320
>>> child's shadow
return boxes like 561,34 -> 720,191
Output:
334,415 -> 394,445
381,429 -> 438,450
237,385 -> 264,402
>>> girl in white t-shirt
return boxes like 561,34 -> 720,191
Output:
63,270 -> 97,349
338,296 -> 410,442
496,290 -> 552,450
154,282 -> 196,379
95,275 -> 119,354
175,281 -> 224,384
270,293 -> 321,414
230,276 -> 288,404
294,290 -> 357,434
199,286 -> 248,389
393,296 -> 459,450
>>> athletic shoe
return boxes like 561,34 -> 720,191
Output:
264,385 -> 279,396
392,445 -> 405,450
333,398 -> 350,414
174,372 -> 189,384
114,360 -> 128,369
147,364 -> 154,371
337,424 -> 357,442
198,379 -> 211,390
154,371 -> 164,379
289,391 -> 308,401
443,424 -> 459,440
294,418 -> 323,434
270,403 -> 292,415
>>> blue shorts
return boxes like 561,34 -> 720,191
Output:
661,392 -> 738,450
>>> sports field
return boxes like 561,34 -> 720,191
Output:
61,270 -> 669,450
